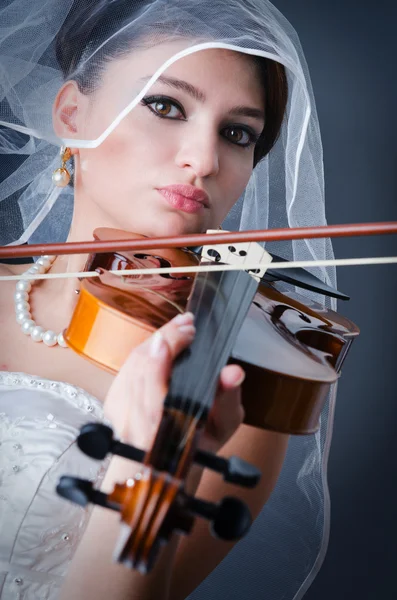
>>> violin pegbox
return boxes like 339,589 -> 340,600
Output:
202,230 -> 273,282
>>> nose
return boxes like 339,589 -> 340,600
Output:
174,125 -> 220,178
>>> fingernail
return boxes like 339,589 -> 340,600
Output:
173,312 -> 194,326
178,324 -> 196,337
230,371 -> 246,388
150,331 -> 166,357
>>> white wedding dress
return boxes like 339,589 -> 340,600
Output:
0,371 -> 109,599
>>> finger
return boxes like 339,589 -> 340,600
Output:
204,365 -> 246,451
123,311 -> 196,370
142,330 -> 180,417
134,321 -> 196,426
124,333 -> 172,447
113,312 -> 196,404
218,363 -> 246,391
154,311 -> 196,359
106,313 -> 196,444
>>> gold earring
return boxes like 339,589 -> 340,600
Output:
52,146 -> 72,187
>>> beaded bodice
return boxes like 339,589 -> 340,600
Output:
0,372 -> 109,599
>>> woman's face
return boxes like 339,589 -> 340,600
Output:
54,42 -> 266,237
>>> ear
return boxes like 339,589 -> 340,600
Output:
52,80 -> 89,153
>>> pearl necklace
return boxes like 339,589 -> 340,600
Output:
15,255 -> 68,348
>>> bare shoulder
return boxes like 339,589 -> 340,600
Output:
0,262 -> 24,275
0,263 -> 10,275
0,262 -> 13,296
0,263 -> 18,366
0,262 -> 25,299
0,261 -> 28,341
0,261 -> 28,278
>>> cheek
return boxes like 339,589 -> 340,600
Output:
79,129 -> 155,191
80,102 -> 148,167
79,143 -> 128,194
218,156 -> 253,212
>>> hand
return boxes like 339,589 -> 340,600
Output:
103,312 -> 246,455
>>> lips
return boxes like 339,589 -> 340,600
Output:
158,184 -> 209,206
157,184 -> 210,214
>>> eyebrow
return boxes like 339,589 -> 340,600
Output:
139,74 -> 265,122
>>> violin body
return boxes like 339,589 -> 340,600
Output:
231,283 -> 358,433
65,228 -> 359,435
65,230 -> 199,372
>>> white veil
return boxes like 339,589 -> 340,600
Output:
0,1 -> 338,598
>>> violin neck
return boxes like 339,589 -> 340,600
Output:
164,265 -> 258,419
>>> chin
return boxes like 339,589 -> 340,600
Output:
145,213 -> 205,239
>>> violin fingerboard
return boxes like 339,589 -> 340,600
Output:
164,266 -> 258,418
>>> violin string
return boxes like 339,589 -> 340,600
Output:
1,255 -> 397,282
175,255 -> 234,449
167,240 -> 235,455
178,256 -> 261,452
177,244 -> 263,452
169,265 -> 211,460
179,249 -> 254,449
169,261 -> 226,458
177,251 -> 239,450
180,248 -> 265,449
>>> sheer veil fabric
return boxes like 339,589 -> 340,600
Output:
0,1 -> 337,598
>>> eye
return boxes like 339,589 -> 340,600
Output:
141,95 -> 185,119
223,126 -> 259,148
141,94 -> 260,149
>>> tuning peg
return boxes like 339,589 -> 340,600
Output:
56,476 -> 120,511
212,497 -> 252,540
77,423 -> 113,459
186,495 -> 252,540
77,423 -> 145,463
194,449 -> 261,488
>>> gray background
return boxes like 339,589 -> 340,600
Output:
255,1 -> 396,598
274,1 -> 396,598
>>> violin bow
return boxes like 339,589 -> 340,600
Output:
0,221 -> 396,282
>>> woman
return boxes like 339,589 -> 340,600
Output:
0,1 -> 336,599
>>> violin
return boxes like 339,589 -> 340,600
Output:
52,227 -> 359,572
65,228 -> 359,434
1,221 -> 395,572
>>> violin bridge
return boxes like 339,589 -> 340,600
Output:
202,230 -> 273,282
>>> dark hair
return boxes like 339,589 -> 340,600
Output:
251,57 -> 288,166
56,0 -> 288,167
